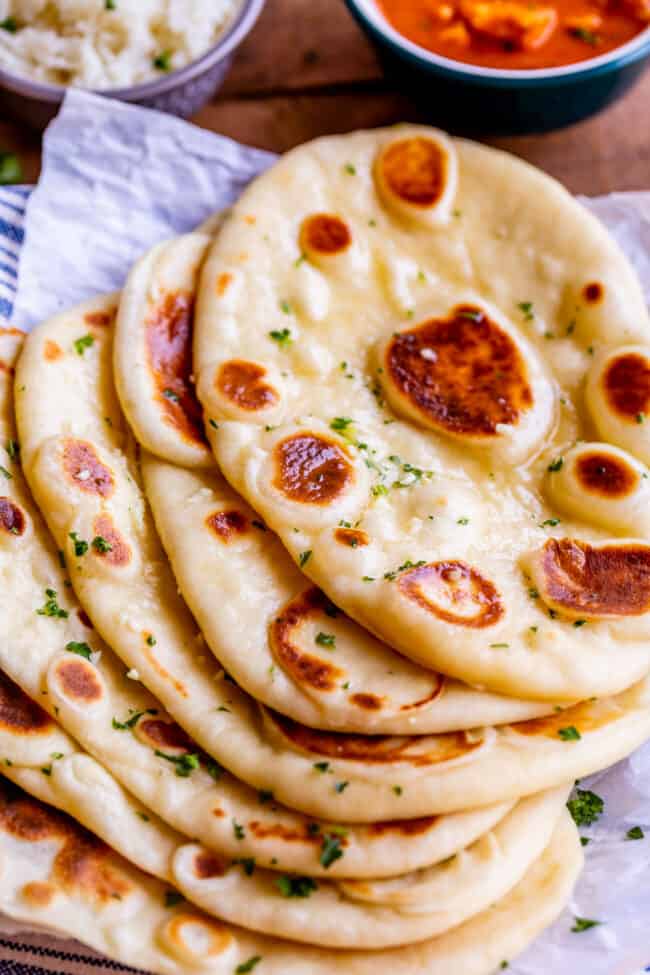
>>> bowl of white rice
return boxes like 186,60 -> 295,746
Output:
0,0 -> 266,128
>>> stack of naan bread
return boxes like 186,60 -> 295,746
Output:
2,124 -> 650,973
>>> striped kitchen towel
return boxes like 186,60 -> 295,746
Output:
0,185 -> 30,326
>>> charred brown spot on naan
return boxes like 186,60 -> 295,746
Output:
216,360 -> 280,412
44,339 -> 62,362
206,509 -> 250,542
84,309 -> 116,328
22,881 -> 57,907
142,638 -> 189,698
368,816 -> 439,837
216,272 -> 233,297
575,452 -> 638,498
0,672 -> 54,735
299,214 -> 352,256
377,137 -> 447,208
161,914 -> 234,959
145,291 -> 207,447
192,850 -> 230,879
535,538 -> 650,618
269,711 -> 482,766
398,561 -> 504,628
399,680 -> 446,711
53,832 -> 133,905
0,789 -> 64,840
603,352 -> 650,422
270,588 -> 345,692
583,282 -> 604,304
512,698 -> 622,738
134,717 -> 196,756
62,439 -> 114,498
0,498 -> 26,536
52,658 -> 104,703
273,433 -> 354,504
334,527 -> 369,548
247,820 -> 340,848
386,307 -> 533,438
91,513 -> 131,566
349,692 -> 383,710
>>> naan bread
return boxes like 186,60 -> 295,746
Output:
0,781 -> 583,975
194,124 -> 650,702
115,234 -> 214,470
14,309 -> 650,822
114,232 -> 559,732
2,325 -> 513,877
0,667 -> 568,948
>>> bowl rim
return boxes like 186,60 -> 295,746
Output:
346,0 -> 650,82
0,0 -> 266,102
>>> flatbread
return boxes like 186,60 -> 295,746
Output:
2,325 -> 514,877
114,233 -> 559,732
14,310 -> 650,822
194,124 -> 650,702
0,782 -> 583,975
0,666 -> 569,948
114,234 -> 214,469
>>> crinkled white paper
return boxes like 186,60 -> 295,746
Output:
6,89 -> 650,975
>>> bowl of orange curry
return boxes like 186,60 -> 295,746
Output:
345,0 -> 650,131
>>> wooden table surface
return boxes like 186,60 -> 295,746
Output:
2,0 -> 649,196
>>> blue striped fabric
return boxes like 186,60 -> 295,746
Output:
0,186 -> 30,326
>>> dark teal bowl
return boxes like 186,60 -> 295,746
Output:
344,0 -> 650,133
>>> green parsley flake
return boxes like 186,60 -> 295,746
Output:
547,458 -> 564,473
164,891 -> 184,908
236,957 -> 262,974
0,17 -> 18,32
233,819 -> 245,840
571,27 -> 600,45
73,334 -> 94,356
334,781 -> 349,794
626,825 -> 644,840
6,439 -> 19,461
320,833 -> 345,868
274,875 -> 318,898
540,518 -> 561,528
235,857 -> 256,875
571,917 -> 601,933
146,634 -> 157,646
153,50 -> 173,71
65,641 -> 93,660
637,413 -> 646,424
209,418 -> 219,429
137,811 -> 150,822
0,152 -> 22,185
313,761 -> 330,773
162,388 -> 179,402
92,535 -> 113,554
558,726 -> 581,741
105,0 -> 117,8
155,751 -> 200,777
490,642 -> 510,649
36,588 -> 68,619
392,785 -> 403,796
343,163 -> 356,175
69,531 -> 88,557
573,619 -> 587,628
269,328 -> 292,348
315,632 -> 336,648
567,789 -> 604,827
517,301 -> 534,321
330,416 -> 353,431
279,300 -> 292,315
205,758 -> 224,781
299,550 -> 312,568
0,464 -> 12,480
112,708 -> 157,731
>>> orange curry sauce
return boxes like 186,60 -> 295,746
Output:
377,0 -> 649,69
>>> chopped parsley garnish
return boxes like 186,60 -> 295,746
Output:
343,163 -> 356,175
65,641 -> 93,660
384,559 -> 426,582
6,439 -> 19,461
137,811 -> 150,821
164,891 -> 184,908
567,789 -> 604,827
205,758 -> 224,781
393,785 -> 403,795
571,917 -> 601,933
573,619 -> 587,628
234,857 -> 256,875
36,588 -> 68,619
457,517 -> 469,525
517,301 -> 534,321
490,642 -> 510,649
528,587 -> 539,599
274,875 -> 318,898
112,708 -> 157,731
330,416 -> 353,432
547,458 -> 564,473
571,27 -> 600,45
105,0 -> 117,9
69,531 -> 88,556
162,388 -> 179,402
313,761 -> 330,773
233,819 -> 245,840
299,550 -> 312,568
0,17 -> 18,32
334,781 -> 349,794
155,751 -> 200,777
0,153 -> 22,186
320,833 -> 344,868
73,334 -> 94,356
251,519 -> 267,531
146,634 -> 157,646
41,765 -> 52,776
92,535 -> 113,554
279,300 -> 292,315
315,632 -> 336,648
580,836 -> 590,846
0,464 -> 12,480
626,825 -> 644,840
209,418 -> 219,430
540,518 -> 561,528
558,726 -> 581,741
637,412 -> 646,424
459,309 -> 482,322
236,957 -> 262,974
153,50 -> 173,71
269,328 -> 292,348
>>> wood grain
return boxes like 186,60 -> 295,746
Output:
1,0 -> 649,196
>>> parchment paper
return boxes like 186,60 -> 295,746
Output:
7,89 -> 650,975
